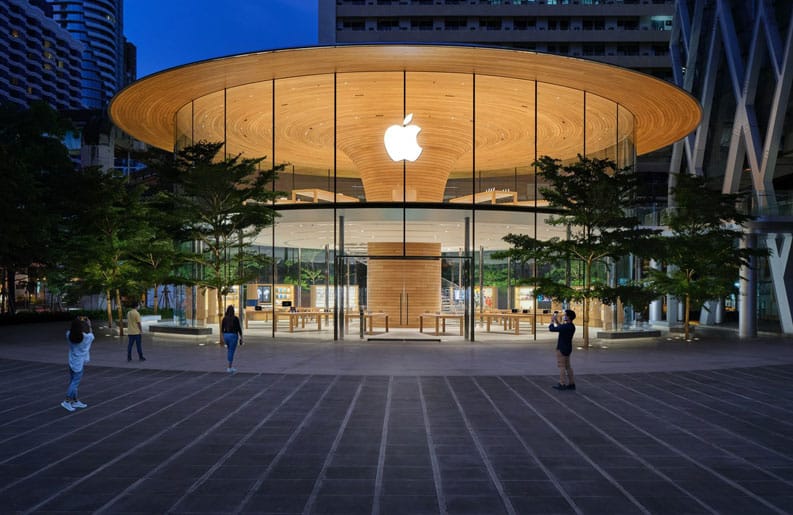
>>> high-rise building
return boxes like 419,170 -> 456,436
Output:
319,0 -> 675,81
0,0 -> 83,110
671,0 -> 793,334
46,0 -> 134,108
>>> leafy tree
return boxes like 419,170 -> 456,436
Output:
158,141 -> 282,342
302,267 -> 325,286
482,267 -> 508,288
496,155 -> 658,347
0,102 -> 74,314
646,173 -> 767,340
60,167 -> 150,333
125,195 -> 188,315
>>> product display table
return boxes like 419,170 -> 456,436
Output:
419,313 -> 464,336
345,312 -> 390,335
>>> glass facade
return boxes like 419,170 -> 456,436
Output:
170,71 -> 636,340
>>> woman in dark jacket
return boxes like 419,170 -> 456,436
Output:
221,305 -> 243,374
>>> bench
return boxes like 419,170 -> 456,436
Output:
149,324 -> 213,335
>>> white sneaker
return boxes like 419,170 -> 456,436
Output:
71,400 -> 87,409
227,367 -> 237,374
61,400 -> 75,412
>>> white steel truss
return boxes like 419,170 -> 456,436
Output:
671,0 -> 793,334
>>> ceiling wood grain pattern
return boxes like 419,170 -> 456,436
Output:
110,46 -> 701,169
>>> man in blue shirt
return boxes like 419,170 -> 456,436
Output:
549,309 -> 576,391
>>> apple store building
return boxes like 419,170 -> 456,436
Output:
110,44 -> 700,341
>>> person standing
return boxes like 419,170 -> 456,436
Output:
126,302 -> 145,362
549,309 -> 576,391
221,305 -> 243,374
62,316 -> 95,411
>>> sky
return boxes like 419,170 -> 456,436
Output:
124,0 -> 319,78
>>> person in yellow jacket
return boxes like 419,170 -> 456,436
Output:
126,302 -> 146,362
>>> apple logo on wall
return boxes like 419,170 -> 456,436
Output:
384,113 -> 423,162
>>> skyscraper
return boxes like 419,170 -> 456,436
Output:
46,0 -> 134,108
0,0 -> 83,110
319,0 -> 675,81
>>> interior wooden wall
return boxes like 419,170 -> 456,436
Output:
367,242 -> 441,327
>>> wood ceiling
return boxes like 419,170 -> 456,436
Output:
110,45 -> 700,201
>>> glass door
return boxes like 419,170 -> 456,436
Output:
335,254 -> 472,340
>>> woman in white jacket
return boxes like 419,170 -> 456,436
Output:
62,317 -> 94,412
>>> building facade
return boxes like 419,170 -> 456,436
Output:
110,45 -> 699,340
319,0 -> 678,210
319,0 -> 676,81
670,0 -> 793,334
46,0 -> 133,108
0,0 -> 83,111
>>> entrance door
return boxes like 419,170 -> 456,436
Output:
335,252 -> 472,339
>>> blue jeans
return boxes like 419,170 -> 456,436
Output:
67,367 -> 83,400
127,334 -> 143,359
223,333 -> 238,364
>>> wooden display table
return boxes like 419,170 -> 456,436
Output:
479,312 -> 508,333
274,310 -> 331,332
419,313 -> 464,336
344,311 -> 390,335
479,312 -> 554,335
277,188 -> 359,204
243,308 -> 272,329
449,190 -> 517,205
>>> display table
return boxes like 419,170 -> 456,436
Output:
479,312 -> 553,335
277,188 -> 359,204
449,190 -> 517,204
243,308 -> 272,329
344,311 -> 389,335
274,310 -> 331,332
419,313 -> 464,336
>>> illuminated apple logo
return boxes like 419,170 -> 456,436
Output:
384,113 -> 423,162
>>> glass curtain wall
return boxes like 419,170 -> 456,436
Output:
170,73 -> 636,340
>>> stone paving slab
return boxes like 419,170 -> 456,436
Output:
1,355 -> 793,514
3,322 -> 793,376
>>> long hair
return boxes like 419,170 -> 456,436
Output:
69,318 -> 84,343
221,305 -> 236,333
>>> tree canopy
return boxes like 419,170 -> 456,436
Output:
497,155 -> 658,347
152,141 -> 282,341
646,173 -> 767,339
0,101 -> 75,314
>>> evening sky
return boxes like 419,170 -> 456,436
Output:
124,0 -> 319,78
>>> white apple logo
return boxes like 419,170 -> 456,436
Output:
384,113 -> 423,162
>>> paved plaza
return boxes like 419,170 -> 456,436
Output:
1,322 -> 793,514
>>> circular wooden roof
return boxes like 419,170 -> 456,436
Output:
110,44 -> 700,163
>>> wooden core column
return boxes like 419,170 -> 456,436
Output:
367,242 -> 441,328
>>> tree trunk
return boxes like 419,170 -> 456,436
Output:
153,284 -> 159,315
217,288 -> 225,345
684,294 -> 691,341
115,288 -> 124,337
582,260 -> 592,348
5,269 -> 16,315
105,290 -> 114,330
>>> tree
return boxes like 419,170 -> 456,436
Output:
125,191 -> 187,315
60,167 -> 150,333
646,173 -> 767,340
0,102 -> 74,314
159,141 -> 282,343
497,155 -> 658,347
